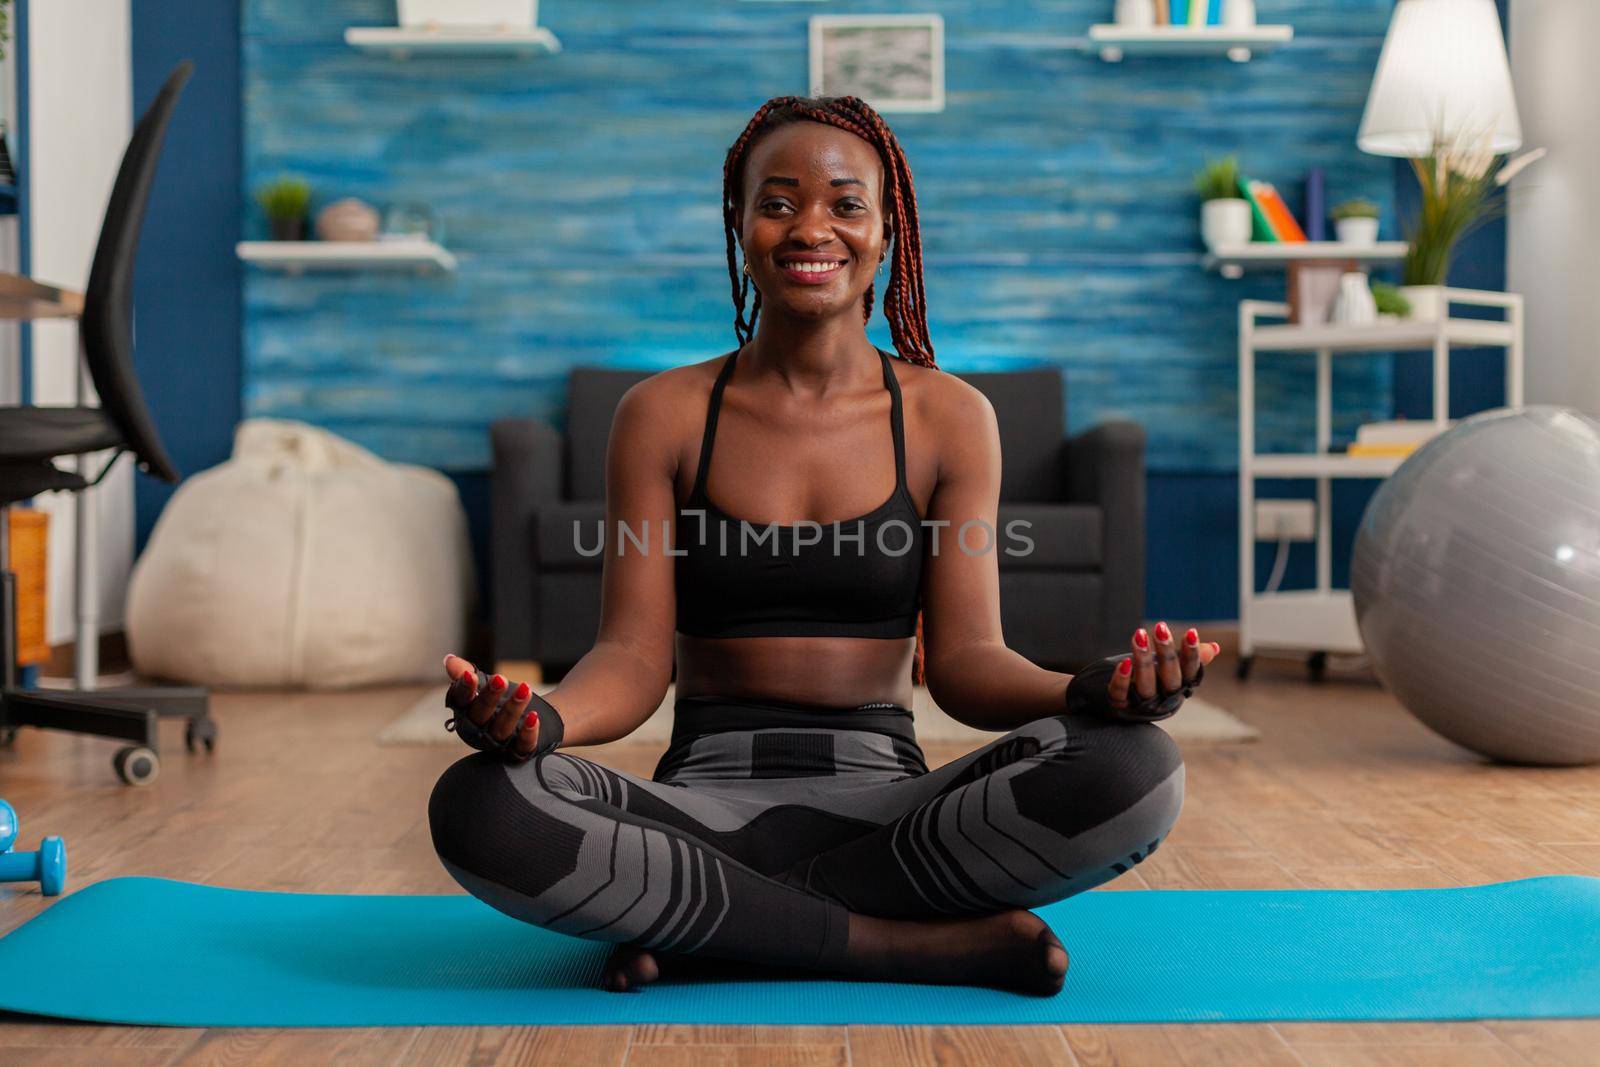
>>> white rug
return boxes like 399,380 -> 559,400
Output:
379,682 -> 1259,747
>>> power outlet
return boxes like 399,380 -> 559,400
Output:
1254,499 -> 1315,542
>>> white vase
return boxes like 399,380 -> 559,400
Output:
397,0 -> 537,29
1330,272 -> 1378,326
1201,198 -> 1253,252
1334,216 -> 1380,247
1399,284 -> 1446,322
1114,0 -> 1156,28
1223,0 -> 1257,28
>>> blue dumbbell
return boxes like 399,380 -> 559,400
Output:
0,799 -> 67,896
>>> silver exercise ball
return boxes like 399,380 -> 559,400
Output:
1351,406 -> 1600,765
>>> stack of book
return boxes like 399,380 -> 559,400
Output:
1151,0 -> 1226,24
1346,419 -> 1455,458
1238,176 -> 1307,243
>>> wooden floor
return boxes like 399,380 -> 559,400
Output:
2,645 -> 1598,1065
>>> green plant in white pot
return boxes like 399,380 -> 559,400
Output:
1331,198 -> 1380,246
1400,133 -> 1544,320
1195,155 -> 1250,252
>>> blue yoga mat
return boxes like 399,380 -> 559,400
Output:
1,876 -> 1597,1026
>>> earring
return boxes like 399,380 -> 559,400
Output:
742,263 -> 750,277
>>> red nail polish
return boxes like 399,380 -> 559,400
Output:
1118,658 -> 1133,675
1186,628 -> 1199,646
523,709 -> 540,730
491,674 -> 507,691
462,671 -> 474,689
1155,621 -> 1171,642
1135,629 -> 1149,650
514,682 -> 531,700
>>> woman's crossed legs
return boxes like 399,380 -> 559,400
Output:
428,710 -> 1183,994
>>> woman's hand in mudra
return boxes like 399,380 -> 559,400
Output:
1066,623 -> 1221,723
443,653 -> 543,758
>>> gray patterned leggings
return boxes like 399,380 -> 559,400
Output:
428,696 -> 1184,972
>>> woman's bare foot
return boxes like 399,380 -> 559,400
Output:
601,944 -> 661,992
599,909 -> 1069,996
847,908 -> 1070,996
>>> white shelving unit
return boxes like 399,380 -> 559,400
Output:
1236,288 -> 1525,680
236,239 -> 458,275
1203,241 -> 1409,279
344,26 -> 561,58
1085,24 -> 1293,63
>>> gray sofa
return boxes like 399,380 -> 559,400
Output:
491,365 -> 1144,674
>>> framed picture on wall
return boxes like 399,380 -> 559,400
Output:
808,14 -> 945,113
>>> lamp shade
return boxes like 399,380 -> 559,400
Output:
1358,0 -> 1522,157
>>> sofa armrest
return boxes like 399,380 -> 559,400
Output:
1062,420 -> 1146,649
491,417 -> 564,662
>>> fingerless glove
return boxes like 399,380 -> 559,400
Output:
1065,653 -> 1205,723
445,675 -> 566,763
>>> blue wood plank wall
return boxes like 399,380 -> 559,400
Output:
242,0 -> 1397,476
132,1 -> 244,553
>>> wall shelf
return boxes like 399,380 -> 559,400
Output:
1204,241 -> 1409,279
236,240 -> 458,275
1249,316 -> 1517,353
1086,24 -> 1293,63
344,26 -> 561,58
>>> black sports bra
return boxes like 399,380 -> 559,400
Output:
674,346 -> 925,639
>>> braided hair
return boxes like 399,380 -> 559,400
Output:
721,95 -> 938,685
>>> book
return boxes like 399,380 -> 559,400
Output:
1355,419 -> 1455,446
1237,175 -> 1280,243
1188,0 -> 1208,26
1207,0 -> 1223,24
1347,443 -> 1421,458
1171,0 -> 1189,24
1247,179 -> 1309,242
1154,0 -> 1171,25
1304,168 -> 1327,242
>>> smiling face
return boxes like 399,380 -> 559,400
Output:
735,121 -> 892,322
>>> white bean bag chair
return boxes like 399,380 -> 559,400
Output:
126,418 -> 475,690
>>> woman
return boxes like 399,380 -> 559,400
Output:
429,95 -> 1219,996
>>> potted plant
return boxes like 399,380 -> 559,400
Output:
1330,198 -> 1380,246
1370,281 -> 1410,322
1400,134 -> 1545,321
256,176 -> 312,242
1194,154 -> 1250,252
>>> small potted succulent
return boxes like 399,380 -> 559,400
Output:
1194,155 -> 1251,252
1370,281 -> 1411,322
1331,198 -> 1381,246
255,175 -> 313,242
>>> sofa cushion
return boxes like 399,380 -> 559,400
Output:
958,367 -> 1065,503
534,500 -> 609,569
994,503 -> 1102,570
566,368 -> 652,501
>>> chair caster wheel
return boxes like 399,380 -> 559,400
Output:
185,718 -> 217,753
1235,655 -> 1254,681
1307,651 -> 1328,683
114,746 -> 160,786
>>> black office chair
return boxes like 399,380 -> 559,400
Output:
0,61 -> 215,786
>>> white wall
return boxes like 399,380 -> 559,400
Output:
1507,2 -> 1600,418
27,1 -> 135,647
